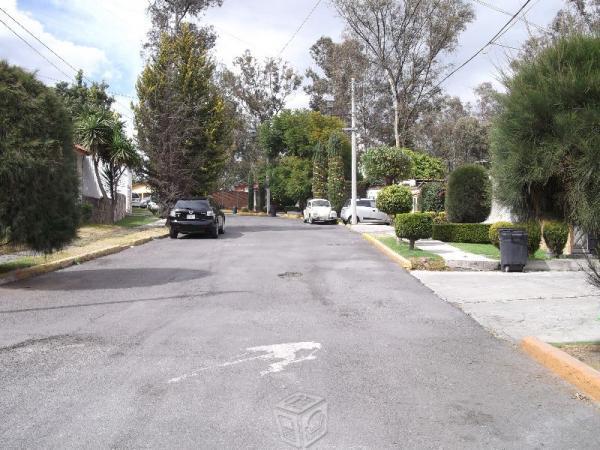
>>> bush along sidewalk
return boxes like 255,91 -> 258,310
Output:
489,221 -> 542,256
432,223 -> 491,243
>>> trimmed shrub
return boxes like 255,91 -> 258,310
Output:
489,221 -> 542,255
445,164 -> 491,223
432,223 -> 491,243
423,211 -> 447,224
421,181 -> 446,212
543,221 -> 569,257
376,184 -> 412,216
395,213 -> 433,250
489,221 -> 513,248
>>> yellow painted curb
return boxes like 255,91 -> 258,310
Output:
521,336 -> 600,401
362,233 -> 412,270
0,232 -> 168,286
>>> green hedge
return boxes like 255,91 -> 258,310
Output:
432,223 -> 491,243
488,221 -> 542,255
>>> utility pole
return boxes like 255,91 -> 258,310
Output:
350,78 -> 358,225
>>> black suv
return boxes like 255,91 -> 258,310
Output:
167,198 -> 225,239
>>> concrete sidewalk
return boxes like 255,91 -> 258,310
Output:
412,270 -> 600,343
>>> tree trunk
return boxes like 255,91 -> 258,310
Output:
409,239 -> 415,250
93,156 -> 108,199
387,74 -> 401,148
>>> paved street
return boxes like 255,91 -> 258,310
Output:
1,216 -> 599,448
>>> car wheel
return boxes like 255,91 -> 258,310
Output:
308,215 -> 313,224
219,217 -> 225,234
169,227 -> 178,239
211,224 -> 219,239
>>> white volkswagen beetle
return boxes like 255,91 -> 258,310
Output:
303,198 -> 338,224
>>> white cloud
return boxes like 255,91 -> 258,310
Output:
0,0 -> 567,128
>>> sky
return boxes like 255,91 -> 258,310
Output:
0,0 -> 566,133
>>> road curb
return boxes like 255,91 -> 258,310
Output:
362,233 -> 412,270
521,336 -> 600,401
0,232 -> 168,286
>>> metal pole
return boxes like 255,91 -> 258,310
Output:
351,78 -> 358,225
266,158 -> 271,215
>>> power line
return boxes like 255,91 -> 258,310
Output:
0,7 -> 135,120
0,15 -> 73,79
278,0 -> 322,57
470,0 -> 548,33
0,6 -> 82,74
36,74 -> 137,100
493,0 -> 541,43
433,0 -> 533,90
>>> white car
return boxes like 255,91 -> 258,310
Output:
131,193 -> 141,208
340,198 -> 391,225
147,200 -> 159,212
303,199 -> 338,224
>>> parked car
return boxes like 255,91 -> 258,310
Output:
147,200 -> 159,213
139,196 -> 152,208
303,199 -> 337,224
167,197 -> 225,239
340,198 -> 391,225
132,192 -> 141,208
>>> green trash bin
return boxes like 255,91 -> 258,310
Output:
499,228 -> 528,272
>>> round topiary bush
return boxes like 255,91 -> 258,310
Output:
376,184 -> 412,216
445,164 -> 491,223
395,213 -> 433,249
543,221 -> 569,257
421,181 -> 446,212
489,221 -> 514,248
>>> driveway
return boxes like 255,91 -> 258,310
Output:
1,216 -> 599,448
412,270 -> 600,343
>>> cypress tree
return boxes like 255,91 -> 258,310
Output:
312,142 -> 327,198
326,133 -> 346,213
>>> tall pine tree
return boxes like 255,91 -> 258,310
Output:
135,23 -> 231,207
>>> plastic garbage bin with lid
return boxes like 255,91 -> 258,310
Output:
499,228 -> 528,272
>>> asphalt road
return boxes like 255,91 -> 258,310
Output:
1,216 -> 599,449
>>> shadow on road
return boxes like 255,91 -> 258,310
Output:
4,268 -> 207,291
0,290 -> 247,315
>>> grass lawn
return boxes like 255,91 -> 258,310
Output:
376,236 -> 445,270
0,257 -> 39,274
449,242 -> 549,260
116,207 -> 158,228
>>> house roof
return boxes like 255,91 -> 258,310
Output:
74,144 -> 91,156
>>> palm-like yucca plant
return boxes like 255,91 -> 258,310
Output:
102,122 -> 141,222
75,110 -> 114,199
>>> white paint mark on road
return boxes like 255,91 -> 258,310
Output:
247,341 -> 321,375
168,341 -> 321,383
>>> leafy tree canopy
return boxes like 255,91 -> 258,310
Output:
269,156 -> 312,207
361,146 -> 415,185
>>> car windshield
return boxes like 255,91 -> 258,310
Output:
174,200 -> 210,210
312,200 -> 330,207
357,200 -> 374,207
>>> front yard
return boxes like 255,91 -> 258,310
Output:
449,242 -> 550,260
376,236 -> 445,270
